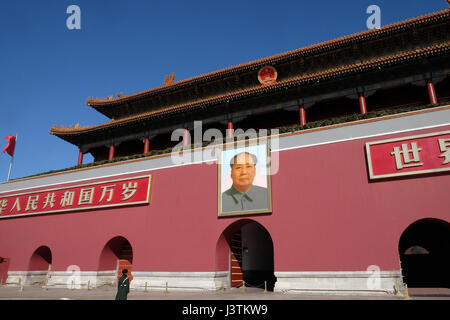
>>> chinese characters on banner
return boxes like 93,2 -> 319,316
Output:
365,131 -> 450,179
0,175 -> 152,219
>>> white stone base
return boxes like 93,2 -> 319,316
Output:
274,271 -> 405,296
129,271 -> 229,292
5,270 -> 229,292
6,270 -> 117,290
6,270 -> 405,295
6,271 -> 49,286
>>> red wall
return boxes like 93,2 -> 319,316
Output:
0,125 -> 449,273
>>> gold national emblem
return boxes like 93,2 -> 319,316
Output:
257,66 -> 277,85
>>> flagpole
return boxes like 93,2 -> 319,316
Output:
6,159 -> 13,182
6,133 -> 17,182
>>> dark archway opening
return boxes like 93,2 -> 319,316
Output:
99,236 -> 133,283
27,246 -> 52,285
28,246 -> 52,271
240,221 -> 276,291
217,219 -> 276,291
399,218 -> 450,288
0,255 -> 9,284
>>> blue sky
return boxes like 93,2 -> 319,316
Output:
0,0 -> 447,180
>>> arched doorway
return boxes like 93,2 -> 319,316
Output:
98,236 -> 133,283
216,219 -> 276,291
0,256 -> 9,284
399,218 -> 450,288
27,246 -> 52,285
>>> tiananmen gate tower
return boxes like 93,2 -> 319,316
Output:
0,8 -> 449,296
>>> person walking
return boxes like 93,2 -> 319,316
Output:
115,269 -> 130,300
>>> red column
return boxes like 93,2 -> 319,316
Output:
143,138 -> 150,153
227,120 -> 234,137
108,145 -> 115,160
183,129 -> 190,146
299,106 -> 306,125
358,93 -> 367,114
427,80 -> 438,105
77,151 -> 83,165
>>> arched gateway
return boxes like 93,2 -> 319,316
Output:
98,236 -> 133,284
27,246 -> 52,285
399,218 -> 450,288
216,219 -> 276,291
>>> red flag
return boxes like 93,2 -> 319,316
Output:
3,136 -> 16,157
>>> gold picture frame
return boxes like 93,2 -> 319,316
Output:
218,140 -> 272,217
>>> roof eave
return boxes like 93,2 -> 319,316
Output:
85,9 -> 450,108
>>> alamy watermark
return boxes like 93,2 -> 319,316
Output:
169,121 -> 280,175
366,5 -> 381,30
366,265 -> 381,290
66,264 -> 82,289
66,5 -> 81,30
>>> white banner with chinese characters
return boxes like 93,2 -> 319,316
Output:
365,130 -> 450,179
0,175 -> 152,219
